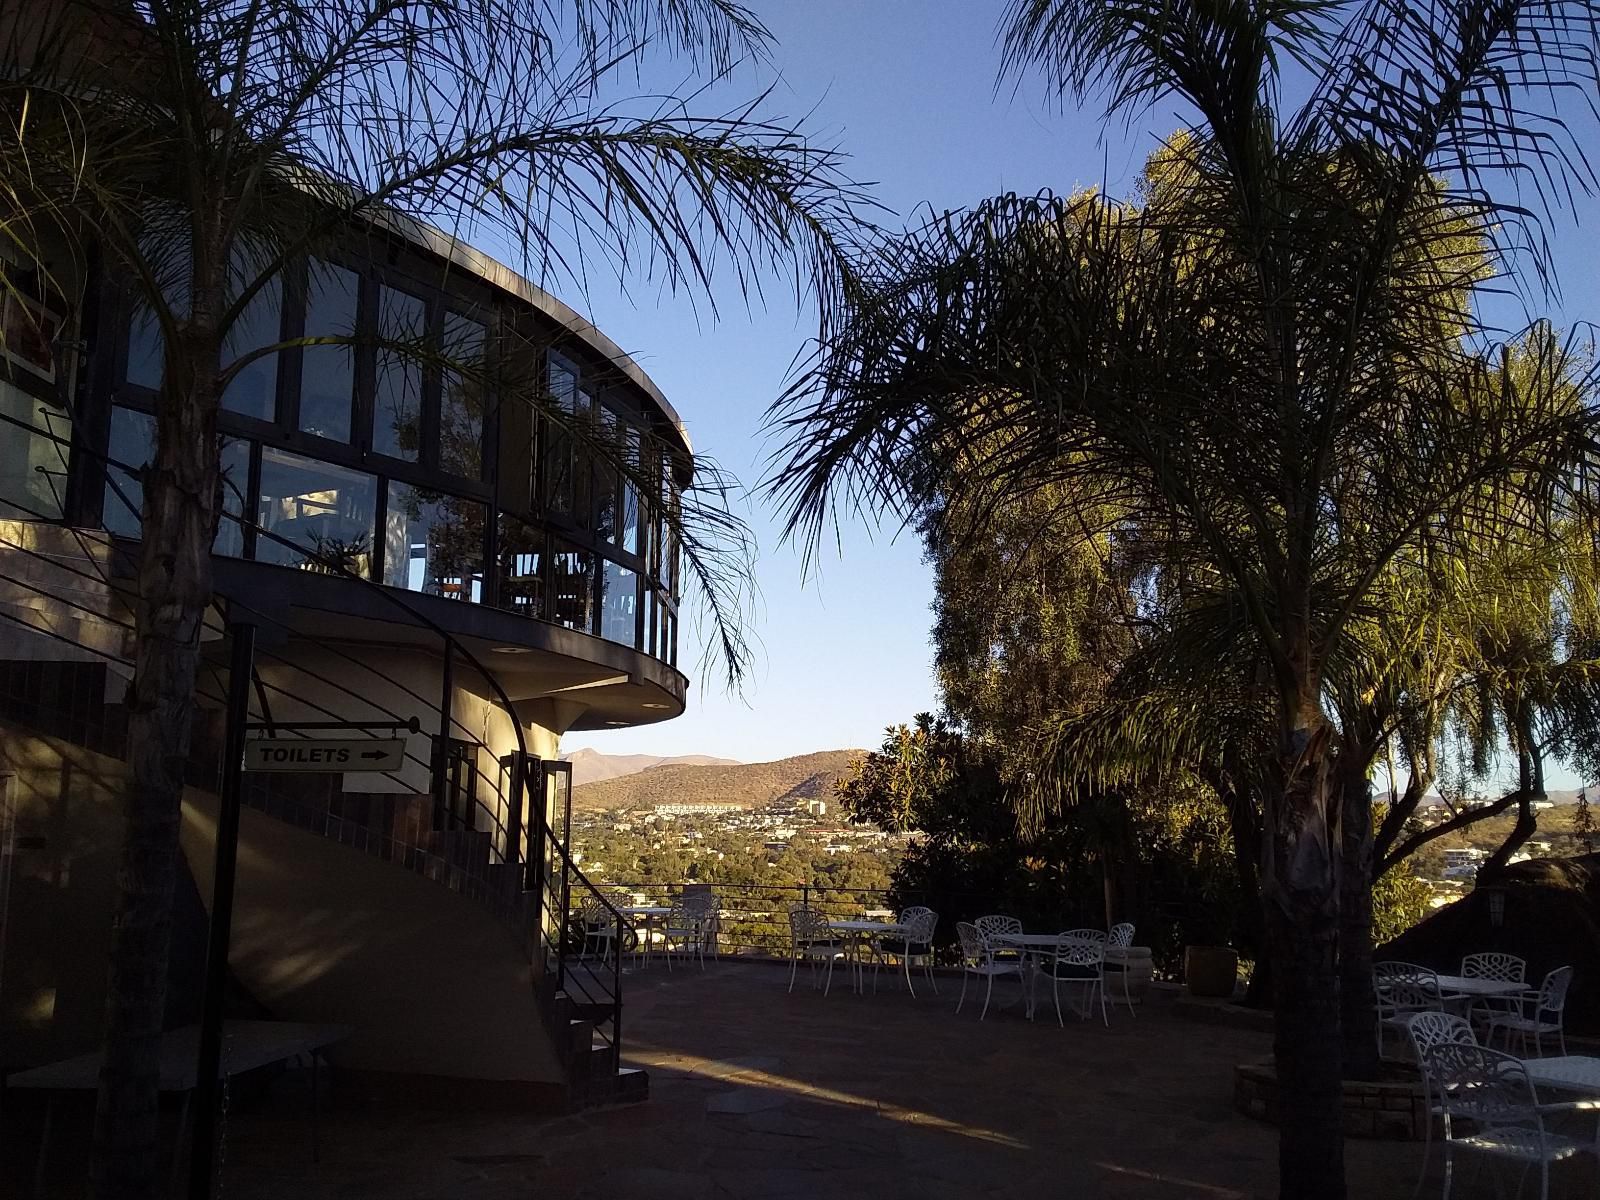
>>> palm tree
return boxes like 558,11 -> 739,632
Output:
1,2 -> 865,1196
766,6 -> 1600,1195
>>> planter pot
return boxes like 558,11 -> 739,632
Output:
1184,944 -> 1239,998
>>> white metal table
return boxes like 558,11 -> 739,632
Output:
1524,1055 -> 1600,1097
829,920 -> 910,993
617,905 -> 672,965
991,933 -> 1108,1019
1434,975 -> 1524,998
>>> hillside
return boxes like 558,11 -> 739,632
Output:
571,749 -> 863,811
561,748 -> 739,788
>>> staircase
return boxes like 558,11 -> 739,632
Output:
0,623 -> 644,1113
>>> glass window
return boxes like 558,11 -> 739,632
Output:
598,558 -> 637,646
543,359 -> 576,516
104,406 -> 246,554
221,248 -> 282,420
621,428 -> 641,557
300,262 -> 359,442
214,438 -> 249,558
594,406 -> 618,543
573,387 -> 594,530
644,587 -> 657,657
0,382 -> 70,520
126,311 -> 164,390
664,608 -> 677,668
256,447 -> 376,577
373,285 -> 425,461
382,483 -> 484,601
103,405 -> 153,537
440,312 -> 486,478
550,539 -> 596,634
497,516 -> 545,620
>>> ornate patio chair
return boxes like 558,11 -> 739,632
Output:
1036,929 -> 1109,1027
1106,922 -> 1137,1017
680,889 -> 720,960
578,898 -> 620,964
1459,951 -> 1526,1029
1424,1041 -> 1587,1200
787,905 -> 843,996
955,920 -> 1025,1020
875,906 -> 939,998
1374,961 -> 1441,1059
663,900 -> 707,972
1406,1011 -> 1477,1198
974,914 -> 1024,963
1486,966 -> 1574,1058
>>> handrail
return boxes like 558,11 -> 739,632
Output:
535,775 -> 623,1075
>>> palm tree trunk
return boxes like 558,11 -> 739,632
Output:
1337,746 -> 1378,1081
91,321 -> 221,1199
1264,723 -> 1345,1200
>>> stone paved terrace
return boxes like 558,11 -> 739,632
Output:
187,961 -> 1592,1198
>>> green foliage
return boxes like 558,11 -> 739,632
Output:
1371,865 -> 1434,946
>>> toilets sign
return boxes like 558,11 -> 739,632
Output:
243,737 -> 407,773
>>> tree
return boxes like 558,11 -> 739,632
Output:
767,6 -> 1600,1195
1,2 -> 862,1195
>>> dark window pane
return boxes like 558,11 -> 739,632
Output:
214,438 -> 249,558
440,312 -> 486,478
544,359 -> 576,516
550,539 -> 596,633
126,311 -> 164,390
103,405 -> 154,537
105,406 -> 246,555
382,482 -> 484,601
256,447 -> 376,576
594,406 -> 619,544
573,388 -> 593,531
0,382 -> 70,520
644,587 -> 657,657
221,246 -> 282,420
300,262 -> 359,442
621,429 -> 641,556
373,285 -> 425,461
498,516 -> 545,620
598,558 -> 637,646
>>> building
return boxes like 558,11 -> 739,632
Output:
0,74 -> 691,1109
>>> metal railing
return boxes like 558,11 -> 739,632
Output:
597,881 -> 900,960
541,809 -> 623,1074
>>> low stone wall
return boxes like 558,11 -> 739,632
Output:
1233,1060 -> 1430,1140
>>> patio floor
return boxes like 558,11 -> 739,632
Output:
200,957 -> 1478,1200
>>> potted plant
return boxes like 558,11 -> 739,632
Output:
1183,944 -> 1240,997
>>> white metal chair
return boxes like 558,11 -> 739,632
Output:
1406,1011 -> 1478,1198
680,890 -> 720,960
875,906 -> 939,998
1485,966 -> 1574,1058
974,914 -> 1023,963
578,898 -> 620,964
1375,961 -> 1442,1058
786,905 -> 843,996
1106,922 -> 1137,1016
663,900 -> 706,972
955,920 -> 1025,1020
1424,1041 -> 1587,1200
1459,951 -> 1526,1029
1035,929 -> 1108,1026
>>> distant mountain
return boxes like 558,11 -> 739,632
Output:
571,749 -> 863,811
562,748 -> 740,788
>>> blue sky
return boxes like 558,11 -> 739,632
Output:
548,2 -> 1600,775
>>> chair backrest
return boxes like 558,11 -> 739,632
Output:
580,898 -> 614,927
1108,922 -> 1135,948
1053,931 -> 1105,970
788,904 -> 827,942
898,906 -> 938,943
975,914 -> 1023,944
1373,961 -> 1440,1011
680,889 -> 717,912
1538,966 -> 1574,1019
1406,1011 -> 1476,1067
1424,1043 -> 1542,1134
1462,951 -> 1525,984
955,921 -> 989,967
